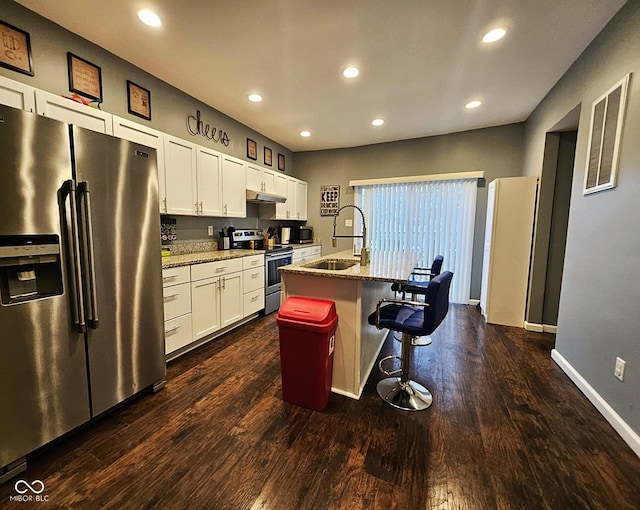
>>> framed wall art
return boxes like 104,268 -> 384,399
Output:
0,20 -> 34,76
320,185 -> 340,216
127,80 -> 151,120
247,138 -> 257,160
264,146 -> 273,166
278,153 -> 285,172
68,52 -> 102,101
583,73 -> 631,195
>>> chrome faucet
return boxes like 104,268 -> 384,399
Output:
332,204 -> 368,266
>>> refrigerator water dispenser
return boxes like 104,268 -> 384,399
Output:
0,235 -> 63,304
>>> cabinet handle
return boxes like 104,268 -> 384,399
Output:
163,274 -> 178,281
251,273 -> 258,279
251,296 -> 258,302
251,260 -> 259,265
224,204 -> 228,215
163,293 -> 179,300
222,276 -> 226,290
199,201 -> 203,214
165,325 -> 181,334
216,266 -> 226,272
194,202 -> 199,214
162,197 -> 167,213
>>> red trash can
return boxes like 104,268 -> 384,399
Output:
276,296 -> 338,410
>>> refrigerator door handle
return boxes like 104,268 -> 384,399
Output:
61,180 -> 87,333
78,181 -> 100,329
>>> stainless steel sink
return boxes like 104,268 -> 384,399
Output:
303,259 -> 358,270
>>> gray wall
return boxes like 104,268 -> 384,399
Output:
522,1 -> 640,433
295,123 -> 526,300
0,1 -> 294,177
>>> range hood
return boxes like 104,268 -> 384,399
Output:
246,190 -> 287,204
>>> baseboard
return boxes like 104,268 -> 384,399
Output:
524,321 -> 558,334
524,321 -> 544,332
469,299 -> 480,306
551,349 -> 640,458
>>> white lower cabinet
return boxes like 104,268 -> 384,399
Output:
242,254 -> 265,316
162,267 -> 193,356
190,258 -> 243,341
293,245 -> 322,264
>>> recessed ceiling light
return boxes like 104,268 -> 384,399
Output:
342,66 -> 360,79
138,9 -> 161,27
248,93 -> 263,103
372,118 -> 384,126
300,131 -> 311,137
465,100 -> 482,109
482,27 -> 508,43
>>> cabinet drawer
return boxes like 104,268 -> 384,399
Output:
164,314 -> 193,355
163,282 -> 191,321
243,289 -> 264,316
243,266 -> 265,294
191,258 -> 243,281
310,246 -> 322,257
242,253 -> 264,270
162,266 -> 190,287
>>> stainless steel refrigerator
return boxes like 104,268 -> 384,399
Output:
0,104 -> 165,482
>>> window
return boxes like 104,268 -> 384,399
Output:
354,175 -> 478,304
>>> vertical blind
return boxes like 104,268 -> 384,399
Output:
354,178 -> 477,304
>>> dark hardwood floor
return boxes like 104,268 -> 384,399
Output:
3,305 -> 640,509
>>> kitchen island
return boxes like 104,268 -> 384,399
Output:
279,249 -> 418,399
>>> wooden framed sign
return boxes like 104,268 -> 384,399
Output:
278,153 -> 286,172
264,146 -> 273,166
0,20 -> 34,76
68,52 -> 102,101
127,80 -> 151,120
247,138 -> 257,160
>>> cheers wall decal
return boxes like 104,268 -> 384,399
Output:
186,110 -> 230,146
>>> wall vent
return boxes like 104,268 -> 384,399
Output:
583,74 -> 631,195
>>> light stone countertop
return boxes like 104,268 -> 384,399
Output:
279,249 -> 418,283
161,249 -> 265,269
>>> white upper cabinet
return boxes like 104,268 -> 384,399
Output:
295,179 -> 308,220
164,135 -> 198,215
112,116 -> 167,213
247,163 -> 277,194
275,173 -> 289,219
196,146 -> 222,216
35,90 -> 112,134
221,155 -> 246,217
0,75 -> 35,112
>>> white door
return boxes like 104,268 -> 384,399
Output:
221,156 -> 247,217
197,146 -> 222,216
220,272 -> 243,327
275,174 -> 288,219
164,136 -> 198,215
112,116 -> 167,213
295,180 -> 307,220
262,168 -> 277,194
191,277 -> 221,339
35,90 -> 112,134
246,163 -> 263,192
0,75 -> 35,112
286,177 -> 297,219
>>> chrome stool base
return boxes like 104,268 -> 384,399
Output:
376,377 -> 433,411
394,331 -> 432,345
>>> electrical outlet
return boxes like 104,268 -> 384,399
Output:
207,225 -> 214,236
614,357 -> 626,382
345,219 -> 353,227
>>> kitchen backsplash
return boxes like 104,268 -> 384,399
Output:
163,239 -> 217,255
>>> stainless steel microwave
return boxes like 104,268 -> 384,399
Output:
291,226 -> 313,244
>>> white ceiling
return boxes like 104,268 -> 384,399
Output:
18,0 -> 626,152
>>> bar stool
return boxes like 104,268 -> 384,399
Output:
368,271 -> 453,411
391,255 -> 444,346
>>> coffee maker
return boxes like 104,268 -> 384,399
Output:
280,227 -> 292,245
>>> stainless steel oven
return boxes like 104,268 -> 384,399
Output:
264,247 -> 293,315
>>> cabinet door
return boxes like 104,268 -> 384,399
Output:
295,180 -> 308,220
113,116 -> 167,213
286,177 -> 297,219
220,272 -> 243,327
191,277 -> 221,339
164,135 -> 198,215
246,163 -> 263,192
0,75 -> 35,112
275,173 -> 288,219
35,90 -> 112,134
221,155 -> 246,217
262,168 -> 276,194
197,146 -> 222,216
